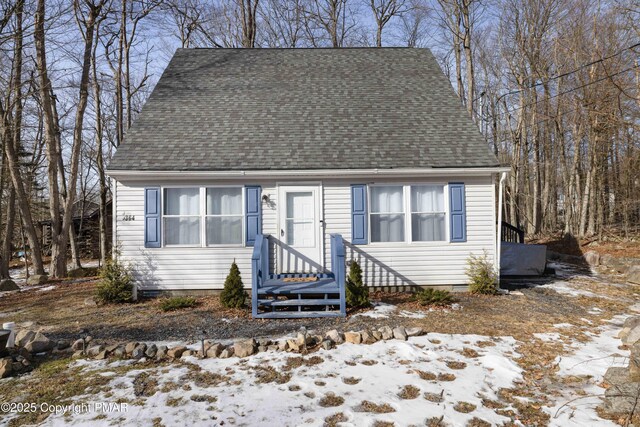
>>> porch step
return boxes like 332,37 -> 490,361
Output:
258,298 -> 341,307
259,278 -> 339,295
253,311 -> 345,319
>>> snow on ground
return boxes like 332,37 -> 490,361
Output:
539,280 -> 602,298
544,315 -> 629,426
352,302 -> 397,318
43,333 -> 523,426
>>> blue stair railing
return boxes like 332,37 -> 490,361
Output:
330,233 -> 347,316
251,234 -> 270,317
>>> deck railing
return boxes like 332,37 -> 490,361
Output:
501,221 -> 525,243
330,233 -> 347,315
251,234 -> 270,317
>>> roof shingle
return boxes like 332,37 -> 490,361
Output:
107,48 -> 499,171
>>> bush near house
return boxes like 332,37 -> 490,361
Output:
96,259 -> 133,303
346,261 -> 370,308
220,261 -> 247,309
159,296 -> 198,312
466,252 -> 498,295
415,288 -> 455,306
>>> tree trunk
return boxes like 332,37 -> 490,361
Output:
0,187 -> 15,279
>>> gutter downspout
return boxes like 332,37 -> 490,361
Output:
496,172 -> 507,287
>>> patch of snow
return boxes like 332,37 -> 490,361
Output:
544,315 -> 629,426
554,323 -> 574,329
36,285 -> 56,292
398,310 -> 426,319
534,332 -> 562,342
45,333 -> 524,426
353,302 -> 397,318
539,280 -> 602,299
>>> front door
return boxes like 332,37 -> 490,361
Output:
278,185 -> 322,272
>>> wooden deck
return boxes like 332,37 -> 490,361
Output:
251,234 -> 347,319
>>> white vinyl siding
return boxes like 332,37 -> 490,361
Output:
114,174 -> 496,290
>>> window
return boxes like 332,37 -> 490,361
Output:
164,188 -> 200,245
206,188 -> 243,245
411,185 -> 445,241
370,186 -> 405,242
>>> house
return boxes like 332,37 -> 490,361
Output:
40,199 -> 113,260
106,48 -> 509,318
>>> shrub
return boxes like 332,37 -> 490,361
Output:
159,296 -> 198,312
346,261 -> 369,308
415,288 -> 455,306
67,267 -> 99,278
466,252 -> 498,295
96,259 -> 133,303
220,261 -> 247,308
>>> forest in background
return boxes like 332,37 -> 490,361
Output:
0,0 -> 639,279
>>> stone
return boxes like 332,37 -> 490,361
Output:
379,326 -> 394,340
287,339 -> 302,352
234,339 -> 256,358
603,367 -> 630,387
86,345 -> 104,357
393,327 -> 408,341
325,329 -> 344,344
627,265 -> 640,285
182,350 -> 195,358
583,251 -> 600,266
600,254 -> 631,274
321,340 -> 333,350
114,347 -> 126,358
361,331 -> 377,344
132,344 -> 147,359
623,323 -> 640,346
125,342 -> 139,355
167,346 -> 187,359
156,346 -> 168,360
219,347 -> 234,359
630,343 -> 640,381
56,340 -> 70,350
0,279 -> 19,292
257,338 -> 272,347
11,362 -> 22,372
406,327 -> 425,337
105,344 -> 119,353
15,330 -> 35,348
206,343 -> 224,358
277,340 -> 289,351
257,345 -> 268,353
618,317 -> 640,341
24,332 -> 54,353
145,344 -> 158,358
602,382 -> 640,416
0,357 -> 13,378
94,350 -> 108,360
71,339 -> 85,351
267,345 -> 278,352
26,274 -> 48,286
344,332 -> 362,344
372,331 -> 383,341
72,351 -> 84,359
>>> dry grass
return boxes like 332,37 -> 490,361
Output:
319,393 -> 345,407
189,394 -> 217,403
424,391 -> 444,403
415,370 -> 437,381
357,400 -> 396,413
437,373 -> 456,381
445,361 -> 467,370
454,402 -> 477,413
342,376 -> 361,385
285,355 -> 324,370
460,347 -> 480,358
253,366 -> 291,384
397,385 -> 420,399
466,417 -> 491,427
324,412 -> 348,426
426,417 -> 446,427
372,421 -> 394,427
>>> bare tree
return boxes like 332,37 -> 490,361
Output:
369,0 -> 406,47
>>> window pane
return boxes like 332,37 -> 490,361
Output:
370,186 -> 404,213
411,185 -> 444,212
164,217 -> 200,245
286,219 -> 314,247
164,188 -> 199,215
371,214 -> 405,242
206,188 -> 242,215
206,216 -> 242,245
412,213 -> 446,241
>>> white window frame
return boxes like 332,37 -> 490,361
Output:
410,184 -> 447,242
367,183 -> 449,246
204,186 -> 245,247
161,186 -> 246,248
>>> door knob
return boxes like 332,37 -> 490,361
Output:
281,229 -> 284,237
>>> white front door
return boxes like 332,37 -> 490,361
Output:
278,185 -> 323,272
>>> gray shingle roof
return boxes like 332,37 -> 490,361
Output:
107,48 -> 499,171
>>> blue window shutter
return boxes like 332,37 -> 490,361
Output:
449,183 -> 467,243
144,188 -> 161,248
245,186 -> 262,246
351,184 -> 368,244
